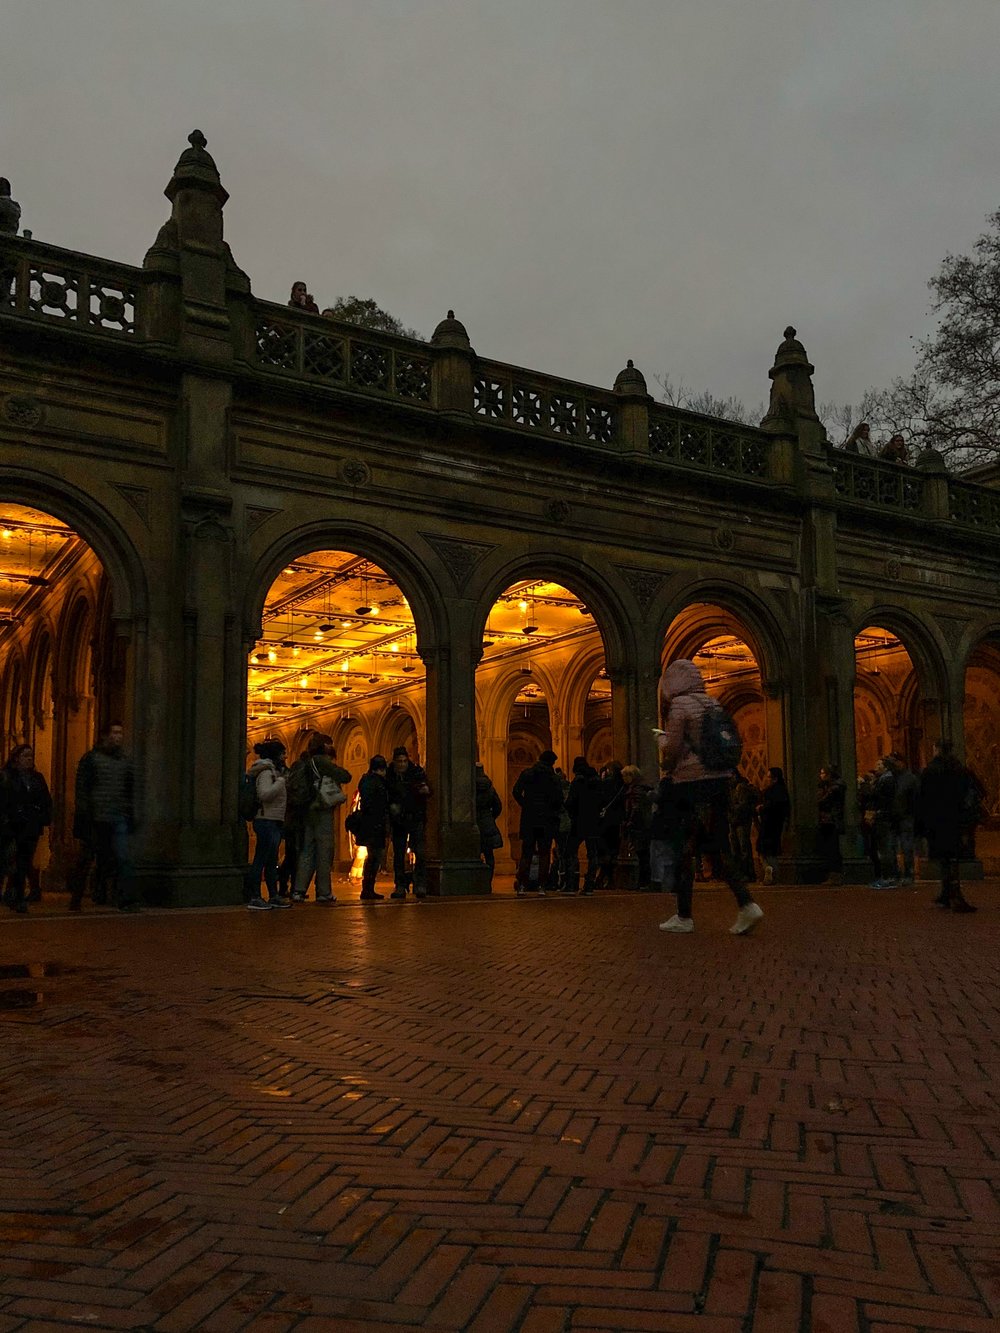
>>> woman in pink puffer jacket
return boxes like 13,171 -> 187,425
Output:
655,659 -> 763,936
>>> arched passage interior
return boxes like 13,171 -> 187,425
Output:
248,549 -> 426,873
475,577 -> 615,884
0,502 -> 122,889
853,625 -> 921,778
964,636 -> 1000,865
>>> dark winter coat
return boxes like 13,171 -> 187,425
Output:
73,744 -> 135,838
917,755 -> 981,859
566,767 -> 602,837
757,779 -> 791,857
285,754 -> 352,824
512,760 -> 564,839
817,777 -> 846,833
474,769 -> 502,838
356,771 -> 390,847
386,761 -> 432,830
596,775 -> 627,834
1,767 -> 52,840
891,767 -> 919,823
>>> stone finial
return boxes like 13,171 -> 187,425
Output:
914,444 -> 948,475
761,324 -> 819,431
613,358 -> 648,397
0,178 -> 21,236
431,310 -> 471,351
164,129 -> 228,206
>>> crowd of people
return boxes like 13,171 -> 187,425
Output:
0,659 -> 988,919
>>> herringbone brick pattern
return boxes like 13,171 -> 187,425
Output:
1,885 -> 999,1331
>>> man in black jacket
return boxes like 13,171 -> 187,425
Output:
563,756 -> 602,895
512,748 -> 563,896
387,746 -> 432,899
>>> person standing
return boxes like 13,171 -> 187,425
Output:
563,757 -> 602,895
355,755 -> 390,901
288,733 -> 351,905
756,767 -> 791,884
655,659 -> 762,935
512,749 -> 563,897
730,776 -> 759,882
474,762 -> 503,888
244,740 -> 290,911
869,757 -> 898,888
648,773 -> 681,894
917,740 -> 979,913
387,747 -> 432,899
594,761 -> 626,890
0,745 -> 53,914
888,752 -> 919,884
68,722 -> 140,913
622,765 -> 654,891
817,764 -> 846,882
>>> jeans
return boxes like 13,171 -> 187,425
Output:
392,822 -> 427,891
672,778 -> 751,920
516,827 -> 552,889
564,833 -> 598,892
817,822 -> 842,876
247,817 -> 283,900
362,841 -> 385,897
595,825 -> 622,888
70,818 -> 135,908
894,817 -> 915,879
295,808 -> 335,900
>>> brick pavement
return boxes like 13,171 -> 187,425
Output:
1,883 -> 999,1332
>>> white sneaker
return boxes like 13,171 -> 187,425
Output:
730,902 -> 763,935
659,915 -> 694,933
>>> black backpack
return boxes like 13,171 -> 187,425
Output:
238,771 -> 260,822
696,704 -> 743,772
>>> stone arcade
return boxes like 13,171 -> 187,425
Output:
2,132 -> 1000,905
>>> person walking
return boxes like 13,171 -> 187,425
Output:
475,762 -> 503,887
817,764 -> 846,882
288,733 -> 351,904
68,722 -> 140,913
244,740 -> 290,911
655,659 -> 762,935
756,767 -> 791,885
563,757 -> 602,895
917,740 -> 979,913
512,748 -> 563,897
354,755 -> 390,901
387,747 -> 432,899
0,745 -> 52,914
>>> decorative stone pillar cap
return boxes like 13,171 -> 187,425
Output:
165,130 -> 229,206
613,359 -> 648,396
914,445 -> 948,475
0,177 -> 21,235
769,325 -> 814,378
431,310 -> 471,350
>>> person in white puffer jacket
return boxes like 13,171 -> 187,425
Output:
245,740 -> 290,911
655,659 -> 763,937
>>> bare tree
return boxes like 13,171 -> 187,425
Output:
866,209 -> 1000,469
656,374 -> 765,425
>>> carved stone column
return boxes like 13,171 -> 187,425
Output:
422,602 -> 490,896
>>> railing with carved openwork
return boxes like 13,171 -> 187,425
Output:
948,478 -> 1000,533
831,451 -> 924,511
646,402 -> 769,478
252,301 -> 433,405
472,359 -> 618,445
0,237 -> 139,338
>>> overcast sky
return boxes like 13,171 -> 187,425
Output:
5,1 -> 998,418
